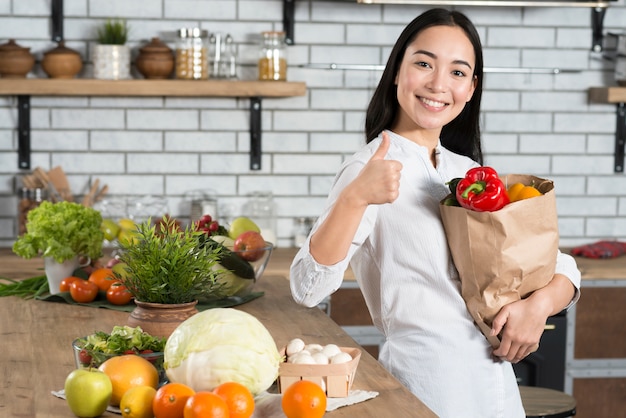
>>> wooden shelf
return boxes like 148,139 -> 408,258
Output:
0,78 -> 306,97
589,87 -> 626,104
0,79 -> 307,171
589,87 -> 626,172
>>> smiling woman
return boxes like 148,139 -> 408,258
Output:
290,8 -> 581,418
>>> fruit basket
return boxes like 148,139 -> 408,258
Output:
277,346 -> 361,398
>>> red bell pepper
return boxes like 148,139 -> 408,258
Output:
455,167 -> 509,212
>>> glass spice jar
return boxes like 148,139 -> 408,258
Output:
258,31 -> 287,81
18,187 -> 48,236
175,27 -> 209,80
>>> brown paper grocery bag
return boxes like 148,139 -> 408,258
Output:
439,174 -> 558,348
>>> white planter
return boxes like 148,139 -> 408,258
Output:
92,44 -> 131,80
44,256 -> 91,294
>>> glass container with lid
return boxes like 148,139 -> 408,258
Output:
243,191 -> 277,245
258,31 -> 287,81
175,27 -> 209,80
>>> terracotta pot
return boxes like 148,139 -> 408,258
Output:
135,37 -> 174,79
0,39 -> 35,78
41,41 -> 83,79
127,300 -> 198,338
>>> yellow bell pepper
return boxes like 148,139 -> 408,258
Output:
507,182 -> 542,202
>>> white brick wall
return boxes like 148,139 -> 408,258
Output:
1,0 -> 625,247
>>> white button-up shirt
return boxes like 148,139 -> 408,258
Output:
290,130 -> 581,418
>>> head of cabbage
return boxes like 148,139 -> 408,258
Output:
164,307 -> 281,395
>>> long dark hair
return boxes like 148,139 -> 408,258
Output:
365,8 -> 484,164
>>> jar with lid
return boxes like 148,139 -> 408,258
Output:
18,188 -> 48,236
258,31 -> 287,81
293,217 -> 314,248
184,189 -> 218,224
243,191 -> 277,245
175,28 -> 209,80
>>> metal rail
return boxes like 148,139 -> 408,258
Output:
357,0 -> 611,6
300,63 -> 582,74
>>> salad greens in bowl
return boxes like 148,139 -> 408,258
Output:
72,325 -> 167,382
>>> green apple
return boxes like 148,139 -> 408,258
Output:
100,219 -> 120,241
64,368 -> 112,417
210,235 -> 235,249
228,216 -> 261,240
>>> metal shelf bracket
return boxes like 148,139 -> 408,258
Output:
250,97 -> 262,170
51,0 -> 63,42
283,0 -> 295,45
591,7 -> 607,52
17,96 -> 31,170
614,102 -> 625,173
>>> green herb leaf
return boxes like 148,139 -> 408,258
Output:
116,216 -> 226,304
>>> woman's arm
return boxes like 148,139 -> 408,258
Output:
491,273 -> 576,362
310,131 -> 402,265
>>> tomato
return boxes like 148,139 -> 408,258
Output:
106,282 -> 132,305
69,279 -> 99,303
88,267 -> 117,291
59,276 -> 81,292
78,349 -> 92,366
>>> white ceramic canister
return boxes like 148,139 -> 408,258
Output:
92,44 -> 131,80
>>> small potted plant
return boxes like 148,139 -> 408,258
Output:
114,216 -> 225,337
12,201 -> 104,295
92,18 -> 130,79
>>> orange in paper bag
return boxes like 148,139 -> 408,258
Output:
439,174 -> 558,348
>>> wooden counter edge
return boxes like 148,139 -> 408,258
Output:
2,247 -> 626,282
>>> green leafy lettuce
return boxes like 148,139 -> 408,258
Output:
13,201 -> 104,263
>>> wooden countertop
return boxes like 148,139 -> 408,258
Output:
0,251 -> 436,417
264,247 -> 626,282
2,247 -> 625,283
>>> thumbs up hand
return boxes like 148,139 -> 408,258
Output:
349,131 -> 403,206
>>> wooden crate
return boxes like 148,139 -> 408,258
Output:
278,347 -> 361,398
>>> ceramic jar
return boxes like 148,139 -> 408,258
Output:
135,37 -> 175,79
41,41 -> 83,79
92,44 -> 131,80
0,39 -> 35,78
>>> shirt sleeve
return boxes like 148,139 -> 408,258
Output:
289,147 -> 379,308
555,249 -> 581,310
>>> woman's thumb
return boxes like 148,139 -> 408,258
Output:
370,131 -> 391,161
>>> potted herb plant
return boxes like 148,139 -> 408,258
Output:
114,216 -> 225,337
12,201 -> 104,295
92,18 -> 130,80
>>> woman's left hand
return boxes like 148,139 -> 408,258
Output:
490,273 -> 576,363
490,298 -> 546,363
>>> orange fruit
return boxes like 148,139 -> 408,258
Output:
88,267 -> 117,291
98,354 -> 159,406
153,382 -> 196,418
183,392 -> 230,418
213,382 -> 255,418
281,380 -> 327,418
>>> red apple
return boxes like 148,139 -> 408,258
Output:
233,231 -> 267,261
